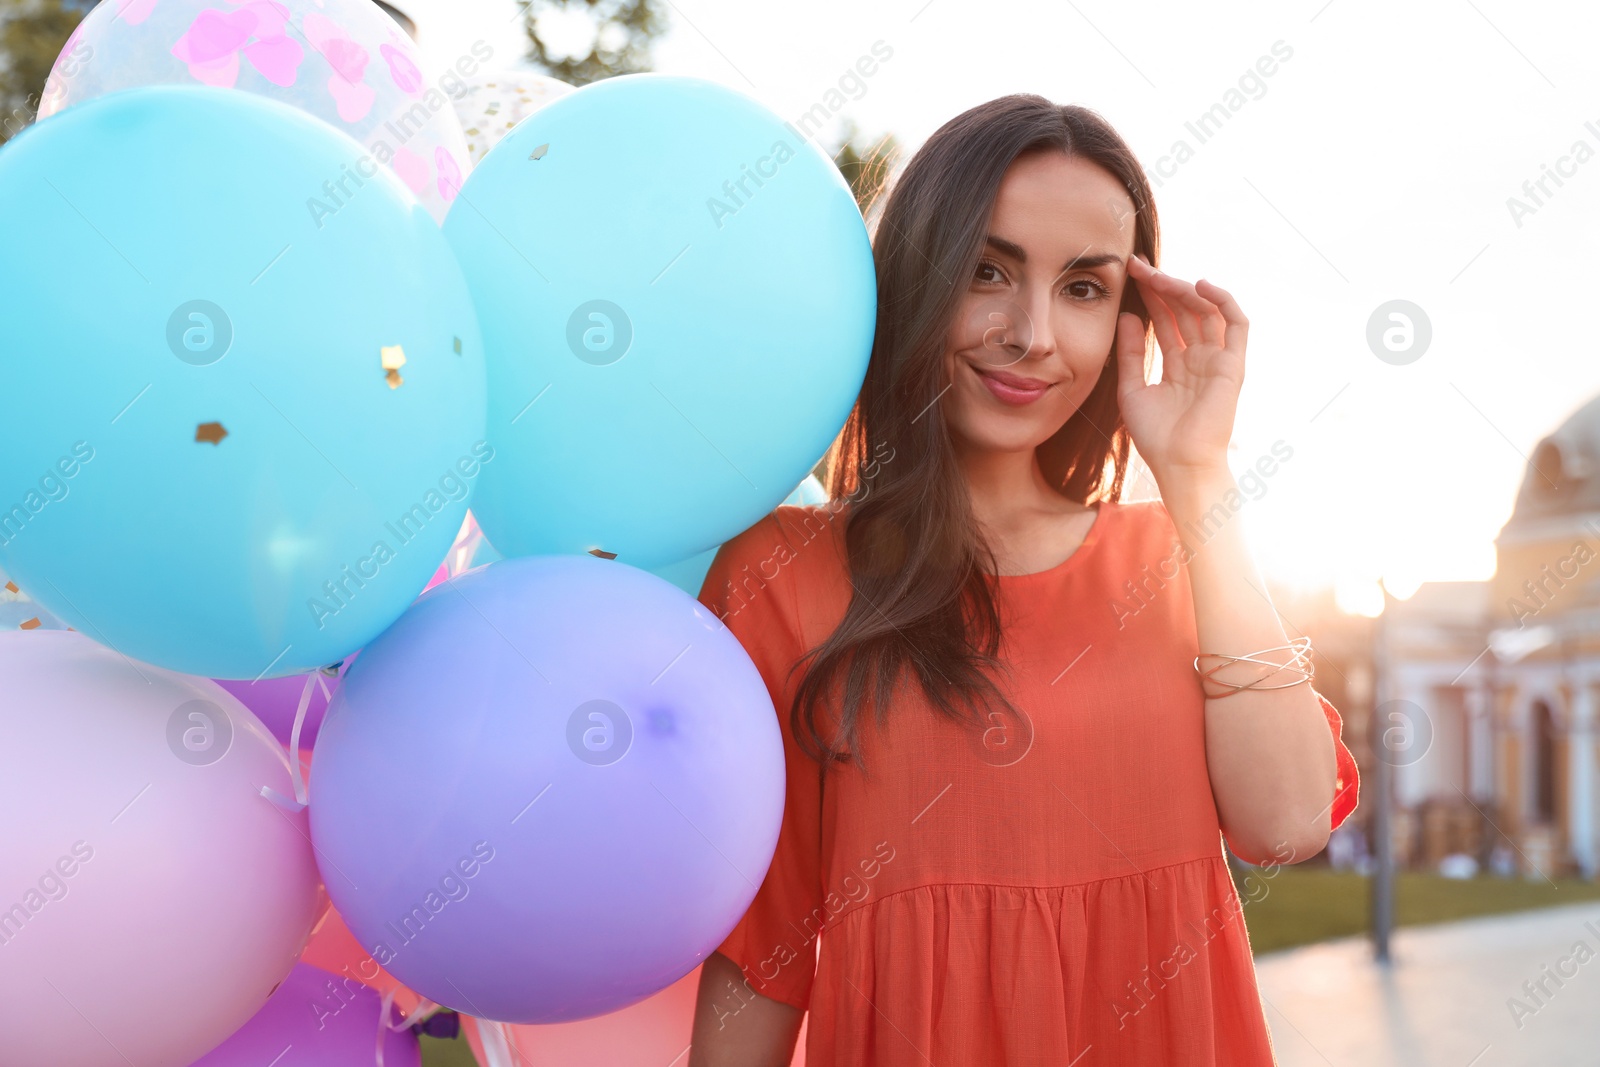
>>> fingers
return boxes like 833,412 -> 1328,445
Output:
1129,258 -> 1186,362
1113,311 -> 1148,401
1195,278 -> 1249,356
1129,255 -> 1228,349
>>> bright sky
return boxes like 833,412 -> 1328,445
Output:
401,0 -> 1600,613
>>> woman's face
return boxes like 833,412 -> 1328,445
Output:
940,150 -> 1138,457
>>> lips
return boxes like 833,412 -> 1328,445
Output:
973,364 -> 1052,406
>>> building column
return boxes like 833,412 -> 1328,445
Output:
1467,683 -> 1494,801
1572,680 -> 1598,878
1496,684 -> 1523,831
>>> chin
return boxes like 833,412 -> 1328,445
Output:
950,417 -> 1062,456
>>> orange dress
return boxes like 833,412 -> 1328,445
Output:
697,498 -> 1359,1067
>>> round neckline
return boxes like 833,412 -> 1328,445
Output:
993,500 -> 1113,583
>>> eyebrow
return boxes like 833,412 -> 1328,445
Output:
984,234 -> 1124,272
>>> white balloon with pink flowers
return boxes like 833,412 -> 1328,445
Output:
38,0 -> 471,223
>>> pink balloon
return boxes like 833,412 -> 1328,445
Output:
461,967 -> 808,1066
299,903 -> 427,1017
0,631 -> 322,1067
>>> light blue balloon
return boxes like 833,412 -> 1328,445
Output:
0,87 -> 486,679
651,548 -> 718,598
443,74 -> 874,570
646,475 -> 828,596
0,565 -> 66,632
467,472 -> 832,598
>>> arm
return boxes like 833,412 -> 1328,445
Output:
1162,469 -> 1336,864
691,515 -> 824,1063
1116,255 -> 1337,865
689,951 -> 805,1067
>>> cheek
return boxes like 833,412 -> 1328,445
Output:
1065,306 -> 1121,361
949,294 -> 1032,365
947,309 -> 985,353
1049,314 -> 1121,391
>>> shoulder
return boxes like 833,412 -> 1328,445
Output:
706,503 -> 847,578
1091,497 -> 1203,574
1103,497 -> 1181,545
717,502 -> 849,573
697,503 -> 851,644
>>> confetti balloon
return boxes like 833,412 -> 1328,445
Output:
0,630 -> 321,1067
39,0 -> 473,222
443,74 -> 875,570
308,555 -> 785,1023
0,87 -> 486,680
0,565 -> 67,632
449,67 -> 574,166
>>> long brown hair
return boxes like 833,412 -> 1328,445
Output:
791,95 -> 1161,770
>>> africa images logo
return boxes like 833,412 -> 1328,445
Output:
306,442 -> 494,629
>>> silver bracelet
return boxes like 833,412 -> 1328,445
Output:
1193,636 -> 1314,699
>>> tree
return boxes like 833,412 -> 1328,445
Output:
522,0 -> 666,88
830,118 -> 898,221
0,0 -> 87,143
806,121 -> 898,487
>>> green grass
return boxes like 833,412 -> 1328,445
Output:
1235,866 -> 1600,955
420,1033 -> 480,1067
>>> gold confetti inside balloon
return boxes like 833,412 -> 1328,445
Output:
195,421 -> 228,444
449,68 -> 574,166
381,343 -> 407,388
0,566 -> 66,631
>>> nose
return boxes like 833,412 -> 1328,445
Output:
1021,284 -> 1059,363
979,285 -> 1057,369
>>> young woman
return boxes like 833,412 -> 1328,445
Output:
687,94 -> 1359,1067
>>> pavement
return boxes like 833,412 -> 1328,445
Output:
1255,901 -> 1600,1066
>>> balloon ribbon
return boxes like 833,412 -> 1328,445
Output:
259,671 -> 329,812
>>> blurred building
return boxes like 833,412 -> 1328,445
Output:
1381,393 -> 1600,880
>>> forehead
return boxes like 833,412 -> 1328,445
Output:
987,150 -> 1137,260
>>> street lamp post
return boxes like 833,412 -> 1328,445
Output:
1371,582 -> 1395,964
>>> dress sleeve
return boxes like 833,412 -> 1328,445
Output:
697,511 -> 826,1013
1314,687 -> 1360,831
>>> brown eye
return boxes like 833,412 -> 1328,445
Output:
974,259 -> 1005,284
1065,278 -> 1112,300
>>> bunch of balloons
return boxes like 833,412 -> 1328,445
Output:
0,2 -> 874,1064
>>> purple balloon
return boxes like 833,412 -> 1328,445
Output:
215,673 -> 337,749
308,556 -> 784,1023
192,961 -> 420,1066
